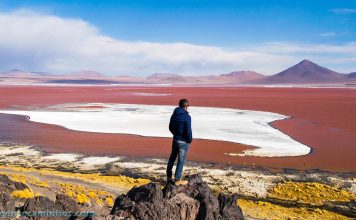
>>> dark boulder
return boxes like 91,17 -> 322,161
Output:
163,174 -> 221,219
0,174 -> 27,219
111,183 -> 187,220
0,174 -> 29,193
111,174 -> 244,220
127,183 -> 163,203
168,193 -> 200,220
218,194 -> 244,220
55,194 -> 79,213
0,192 -> 15,211
0,192 -> 16,220
110,195 -> 134,218
22,196 -> 61,220
22,195 -> 79,220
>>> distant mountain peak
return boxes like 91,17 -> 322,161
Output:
347,72 -> 356,78
265,59 -> 345,83
299,59 -> 313,64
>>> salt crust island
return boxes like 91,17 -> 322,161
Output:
0,103 -> 311,157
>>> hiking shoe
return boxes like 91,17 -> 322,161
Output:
175,179 -> 188,186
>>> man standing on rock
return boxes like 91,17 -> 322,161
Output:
166,98 -> 192,185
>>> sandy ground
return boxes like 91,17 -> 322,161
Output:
0,86 -> 355,171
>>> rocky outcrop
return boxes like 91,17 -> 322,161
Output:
22,196 -> 60,220
0,172 -> 245,219
111,174 -> 244,220
0,192 -> 15,212
21,195 -> 72,220
21,194 -> 79,220
218,194 -> 243,219
0,173 -> 91,220
0,174 -> 29,193
0,174 -> 24,219
55,194 -> 79,213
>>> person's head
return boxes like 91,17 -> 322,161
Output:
179,98 -> 189,110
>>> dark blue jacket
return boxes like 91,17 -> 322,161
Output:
169,107 -> 192,143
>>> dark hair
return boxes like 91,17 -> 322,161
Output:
179,99 -> 189,108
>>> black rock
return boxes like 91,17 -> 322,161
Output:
111,174 -> 244,220
110,195 -> 134,215
218,194 -> 245,220
0,174 -> 29,194
163,174 -> 221,219
21,195 -> 80,220
0,192 -> 15,211
55,194 -> 79,213
127,183 -> 163,203
22,196 -> 59,220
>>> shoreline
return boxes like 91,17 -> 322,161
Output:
1,143 -> 355,219
1,143 -> 355,187
0,111 -> 356,173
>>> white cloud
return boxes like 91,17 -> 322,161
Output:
253,42 -> 356,55
0,10 -> 356,75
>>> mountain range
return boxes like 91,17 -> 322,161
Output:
1,60 -> 355,85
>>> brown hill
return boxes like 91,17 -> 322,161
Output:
262,60 -> 346,83
219,71 -> 265,81
146,73 -> 187,82
0,69 -> 145,85
146,71 -> 266,84
347,72 -> 356,78
70,71 -> 104,78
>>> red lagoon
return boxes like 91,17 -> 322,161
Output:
0,86 -> 355,172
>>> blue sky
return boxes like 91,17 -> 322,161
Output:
0,0 -> 355,75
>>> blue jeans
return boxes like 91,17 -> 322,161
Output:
166,140 -> 190,181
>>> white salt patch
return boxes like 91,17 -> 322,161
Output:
42,153 -> 81,162
202,169 -> 228,176
115,161 -> 163,172
224,153 -> 245,157
0,103 -> 311,157
0,145 -> 40,156
150,158 -> 167,163
80,156 -> 121,165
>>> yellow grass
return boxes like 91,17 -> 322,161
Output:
77,193 -> 90,204
0,165 -> 150,190
268,181 -> 356,205
1,172 -> 49,188
11,189 -> 34,199
106,197 -> 114,207
88,191 -> 98,198
238,199 -> 349,220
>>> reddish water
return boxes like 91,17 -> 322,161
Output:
0,86 -> 355,172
